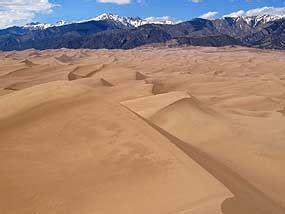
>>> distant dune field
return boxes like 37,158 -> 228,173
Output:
0,46 -> 285,214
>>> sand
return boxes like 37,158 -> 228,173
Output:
0,46 -> 285,214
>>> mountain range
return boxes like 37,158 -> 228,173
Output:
0,13 -> 284,51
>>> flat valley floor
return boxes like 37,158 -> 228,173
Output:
0,46 -> 285,214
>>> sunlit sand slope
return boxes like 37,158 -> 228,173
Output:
0,81 -> 231,214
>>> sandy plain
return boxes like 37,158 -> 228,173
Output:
0,46 -> 285,214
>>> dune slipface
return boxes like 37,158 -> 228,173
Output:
0,46 -> 285,214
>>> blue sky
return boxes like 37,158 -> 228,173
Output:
40,0 -> 285,22
1,0 -> 285,28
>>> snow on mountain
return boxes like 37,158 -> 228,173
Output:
86,13 -> 177,27
250,14 -> 284,26
56,20 -> 69,26
144,16 -> 177,25
225,14 -> 284,27
92,13 -> 146,27
22,13 -> 284,31
24,22 -> 53,30
24,20 -> 69,30
23,13 -> 177,31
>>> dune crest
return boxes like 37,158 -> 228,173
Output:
124,92 -> 229,145
21,59 -> 36,67
101,78 -> 114,87
278,107 -> 285,116
136,71 -> 148,80
55,54 -> 75,63
0,81 -> 90,121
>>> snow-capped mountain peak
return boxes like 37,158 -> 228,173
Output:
253,14 -> 284,25
144,16 -> 177,25
24,20 -> 69,30
225,14 -> 284,27
92,13 -> 177,27
24,22 -> 53,30
242,14 -> 284,26
92,13 -> 145,27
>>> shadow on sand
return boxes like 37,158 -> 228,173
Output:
123,105 -> 285,214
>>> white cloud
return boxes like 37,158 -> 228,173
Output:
199,11 -> 219,19
225,6 -> 285,17
144,16 -> 180,24
145,16 -> 172,22
0,0 -> 58,29
96,0 -> 131,5
191,0 -> 203,3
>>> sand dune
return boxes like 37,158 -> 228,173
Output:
149,96 -> 229,143
217,95 -> 282,111
3,82 -> 25,91
136,71 -> 148,80
278,107 -> 285,116
21,59 -> 36,67
1,46 -> 285,214
55,54 -> 75,63
100,78 -> 114,87
0,80 -> 231,214
67,64 -> 106,81
121,91 -> 192,117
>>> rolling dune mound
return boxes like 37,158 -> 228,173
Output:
55,54 -> 75,63
278,107 -> 285,116
100,78 -> 114,87
149,96 -> 229,143
121,91 -> 192,118
226,108 -> 272,118
0,80 -> 231,214
136,71 -> 148,80
0,89 -> 12,95
146,79 -> 169,95
21,59 -> 36,67
0,67 -> 29,78
67,67 -> 81,80
28,51 -> 41,57
123,91 -> 230,145
218,95 -> 282,111
0,81 -> 90,121
0,63 -> 78,90
96,67 -> 138,84
67,64 -> 107,81
125,93 -> 285,210
3,82 -> 26,91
